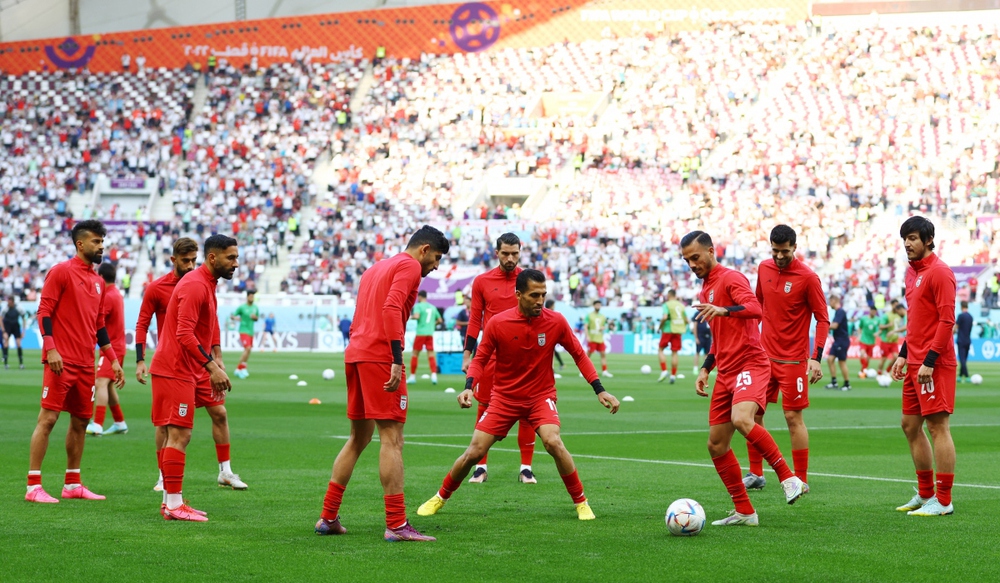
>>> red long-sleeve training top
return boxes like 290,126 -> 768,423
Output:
756,258 -> 830,362
100,282 -> 126,358
36,256 -> 109,367
699,264 -> 768,374
465,265 -> 522,347
468,307 -> 598,404
903,253 -> 956,367
135,270 -> 180,352
345,253 -> 422,364
149,264 -> 220,381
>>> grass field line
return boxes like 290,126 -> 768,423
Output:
327,436 -> 1000,490
352,422 -> 1000,439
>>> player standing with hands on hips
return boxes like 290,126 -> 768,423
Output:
681,231 -> 805,526
891,217 -> 958,516
417,269 -> 619,521
26,220 -> 125,503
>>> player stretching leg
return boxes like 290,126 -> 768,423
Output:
231,291 -> 259,379
461,233 -> 537,484
745,225 -> 829,493
891,217 -> 958,516
88,263 -> 130,436
315,226 -> 449,542
584,301 -> 613,378
149,235 -> 237,521
1,296 -> 26,369
419,270 -> 620,520
27,220 -> 124,503
681,231 -> 805,526
408,291 -> 442,385
136,239 -> 243,491
657,290 -> 688,383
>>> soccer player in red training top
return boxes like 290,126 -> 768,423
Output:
681,231 -> 806,526
136,238 -> 247,493
890,217 -> 958,516
26,220 -> 125,503
148,234 -> 237,521
87,262 -> 130,437
460,232 -> 538,484
744,225 -> 829,492
315,226 -> 449,542
417,269 -> 620,521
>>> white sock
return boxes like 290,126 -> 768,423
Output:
520,464 -> 532,472
162,489 -> 167,505
475,464 -> 487,471
166,493 -> 183,510
158,469 -> 164,481
28,470 -> 41,492
220,460 -> 232,474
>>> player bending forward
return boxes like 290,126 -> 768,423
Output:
681,231 -> 805,526
418,269 -> 620,521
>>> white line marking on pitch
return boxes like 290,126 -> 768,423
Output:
326,436 -> 1000,490
380,423 -> 1000,439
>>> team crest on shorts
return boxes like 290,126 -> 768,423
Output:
915,275 -> 923,287
179,403 -> 189,417
538,333 -> 546,347
400,395 -> 408,410
708,290 -> 715,303
42,386 -> 48,398
784,281 -> 793,293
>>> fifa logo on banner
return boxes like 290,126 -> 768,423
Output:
538,333 -> 546,347
179,403 -> 189,417
784,282 -> 793,293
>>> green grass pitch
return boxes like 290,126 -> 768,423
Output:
1,350 -> 998,582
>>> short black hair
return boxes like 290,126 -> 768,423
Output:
770,224 -> 797,246
418,290 -> 428,298
593,300 -> 601,306
667,289 -> 677,298
900,216 -> 935,251
515,269 -> 546,293
496,232 -> 521,250
890,298 -> 899,305
961,300 -> 968,309
246,290 -> 255,296
406,226 -> 450,254
71,220 -> 107,243
205,234 -> 238,255
97,262 -> 116,283
545,299 -> 556,308
680,230 -> 713,249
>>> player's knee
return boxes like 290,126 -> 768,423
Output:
705,439 -> 726,457
210,407 -> 228,426
900,416 -> 923,437
541,435 -> 565,455
731,415 -> 755,435
783,410 -> 802,427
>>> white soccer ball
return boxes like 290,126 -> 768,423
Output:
876,374 -> 892,387
322,369 -> 335,380
666,498 -> 706,536
970,374 -> 983,385
640,364 -> 652,375
865,368 -> 878,378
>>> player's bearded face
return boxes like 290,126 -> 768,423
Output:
771,241 -> 795,269
210,246 -> 239,280
497,244 -> 520,272
418,246 -> 443,276
517,281 -> 546,317
172,251 -> 198,278
903,233 -> 928,260
681,243 -> 714,279
79,233 -> 104,264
